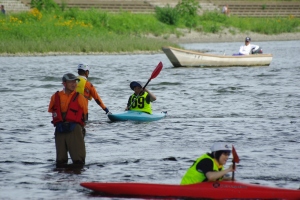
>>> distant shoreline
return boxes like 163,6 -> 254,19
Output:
159,30 -> 300,44
1,31 -> 299,57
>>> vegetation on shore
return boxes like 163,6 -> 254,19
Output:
0,0 -> 299,54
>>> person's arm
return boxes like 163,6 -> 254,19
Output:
205,164 -> 234,181
48,94 -> 55,112
251,44 -> 259,51
144,88 -> 156,102
88,82 -> 109,113
78,94 -> 88,124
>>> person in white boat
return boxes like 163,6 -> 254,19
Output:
238,37 -> 260,55
180,143 -> 235,185
125,81 -> 156,114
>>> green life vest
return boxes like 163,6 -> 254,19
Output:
180,153 -> 224,185
129,92 -> 152,114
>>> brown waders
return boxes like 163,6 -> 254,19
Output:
55,124 -> 86,166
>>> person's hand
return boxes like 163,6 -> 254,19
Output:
104,108 -> 110,114
107,112 -> 112,115
228,164 -> 235,172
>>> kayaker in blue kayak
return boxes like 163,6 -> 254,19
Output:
181,143 -> 235,185
125,81 -> 156,114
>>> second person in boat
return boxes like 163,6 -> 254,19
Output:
125,81 -> 156,114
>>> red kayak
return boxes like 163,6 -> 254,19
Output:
80,181 -> 300,199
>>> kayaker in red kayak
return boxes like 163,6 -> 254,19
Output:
125,81 -> 156,114
181,143 -> 235,185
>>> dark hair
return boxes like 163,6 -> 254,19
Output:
78,69 -> 87,75
213,150 -> 231,161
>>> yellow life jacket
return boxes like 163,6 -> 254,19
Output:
129,92 -> 152,114
76,76 -> 92,100
180,153 -> 224,185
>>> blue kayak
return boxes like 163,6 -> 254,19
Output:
107,111 -> 167,122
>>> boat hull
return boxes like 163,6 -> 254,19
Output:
107,111 -> 166,122
162,46 -> 273,67
80,181 -> 300,199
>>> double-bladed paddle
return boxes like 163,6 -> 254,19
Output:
128,61 -> 163,109
232,145 -> 240,181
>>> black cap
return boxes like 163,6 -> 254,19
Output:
130,81 -> 143,90
245,37 -> 251,42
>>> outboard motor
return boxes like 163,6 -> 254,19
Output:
252,47 -> 263,54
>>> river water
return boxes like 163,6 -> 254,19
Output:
0,40 -> 300,200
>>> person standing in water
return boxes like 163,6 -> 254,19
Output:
76,63 -> 111,120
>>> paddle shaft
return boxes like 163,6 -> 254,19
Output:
143,79 -> 151,90
232,162 -> 236,181
231,145 -> 240,181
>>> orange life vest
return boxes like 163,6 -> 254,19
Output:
51,91 -> 85,126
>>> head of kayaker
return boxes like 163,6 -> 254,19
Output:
180,142 -> 235,185
130,81 -> 143,95
211,143 -> 231,166
125,81 -> 156,114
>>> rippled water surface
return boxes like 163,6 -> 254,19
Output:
1,41 -> 300,199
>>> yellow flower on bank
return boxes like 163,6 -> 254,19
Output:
29,8 -> 42,20
55,19 -> 92,29
9,16 -> 22,24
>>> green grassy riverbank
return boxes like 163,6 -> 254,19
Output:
0,2 -> 300,55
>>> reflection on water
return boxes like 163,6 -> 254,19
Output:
0,40 -> 300,199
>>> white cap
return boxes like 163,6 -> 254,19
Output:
77,63 -> 90,71
210,143 -> 231,152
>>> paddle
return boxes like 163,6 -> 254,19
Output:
232,145 -> 240,181
128,61 -> 163,109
